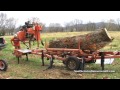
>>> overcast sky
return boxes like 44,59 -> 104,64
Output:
0,11 -> 120,27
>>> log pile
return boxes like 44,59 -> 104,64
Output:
48,28 -> 114,51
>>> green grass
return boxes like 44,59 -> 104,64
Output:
1,31 -> 120,79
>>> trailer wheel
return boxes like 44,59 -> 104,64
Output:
66,56 -> 80,70
0,60 -> 8,71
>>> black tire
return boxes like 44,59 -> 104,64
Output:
0,60 -> 8,71
66,56 -> 80,70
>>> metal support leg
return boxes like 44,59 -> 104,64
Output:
17,57 -> 19,64
47,55 -> 54,69
80,56 -> 85,70
41,50 -> 44,66
100,52 -> 105,70
25,53 -> 28,61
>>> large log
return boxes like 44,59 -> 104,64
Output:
48,28 -> 113,51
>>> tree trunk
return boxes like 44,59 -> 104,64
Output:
48,28 -> 113,51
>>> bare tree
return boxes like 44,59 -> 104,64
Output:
28,17 -> 40,24
116,18 -> 120,31
64,21 -> 75,32
28,17 -> 46,32
64,23 -> 71,32
106,19 -> 117,31
0,13 -> 7,35
5,17 -> 17,35
48,23 -> 63,32
0,13 -> 17,35
85,21 -> 96,31
73,19 -> 83,31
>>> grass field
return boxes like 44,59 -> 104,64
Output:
1,31 -> 120,79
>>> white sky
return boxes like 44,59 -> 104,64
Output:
0,11 -> 120,27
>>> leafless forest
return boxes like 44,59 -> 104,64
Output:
0,13 -> 120,36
